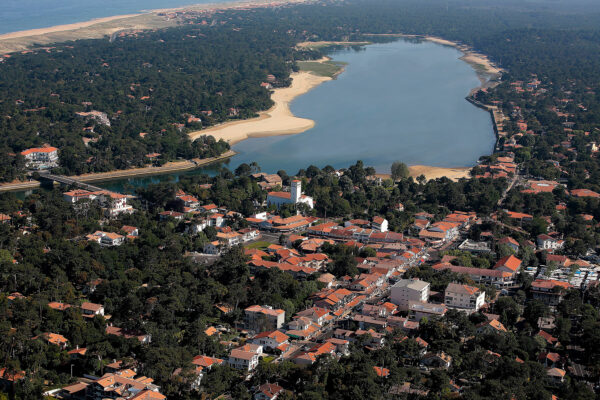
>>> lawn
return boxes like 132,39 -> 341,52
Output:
245,240 -> 272,250
297,60 -> 347,78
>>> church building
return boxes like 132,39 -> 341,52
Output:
267,180 -> 314,209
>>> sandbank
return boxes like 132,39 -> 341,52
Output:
189,71 -> 331,145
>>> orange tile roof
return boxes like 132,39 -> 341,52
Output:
0,368 -> 25,382
20,146 -> 58,155
192,355 -> 224,368
571,188 -> 600,198
268,191 -> 291,199
68,347 -> 87,355
494,255 -> 522,272
37,332 -> 68,346
245,305 -> 284,316
48,301 -> 71,311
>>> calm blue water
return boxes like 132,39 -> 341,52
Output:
0,0 -> 228,34
8,39 -> 495,194
232,40 -> 495,174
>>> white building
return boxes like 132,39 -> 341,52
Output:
203,241 -> 221,255
245,305 -> 285,332
250,330 -> 289,350
20,146 -> 59,170
95,191 -> 133,217
371,216 -> 388,232
63,190 -> 96,203
63,189 -> 133,217
409,302 -> 447,321
81,302 -> 105,317
390,279 -> 430,311
444,283 -> 485,312
537,234 -> 564,251
87,231 -> 125,246
267,180 -> 314,209
228,344 -> 263,372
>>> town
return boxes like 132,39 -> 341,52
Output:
2,0 -> 600,399
1,143 -> 600,399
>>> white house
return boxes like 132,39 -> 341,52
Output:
20,146 -> 59,169
203,241 -> 221,255
371,216 -> 388,232
409,302 -> 447,321
390,279 -> 430,311
63,190 -> 96,203
81,302 -> 105,317
537,234 -> 564,251
444,283 -> 485,312
250,330 -> 289,351
228,344 -> 263,372
255,383 -> 284,400
267,180 -> 314,209
94,191 -> 133,217
87,231 -> 125,246
245,305 -> 285,332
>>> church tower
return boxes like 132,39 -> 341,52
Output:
290,180 -> 301,203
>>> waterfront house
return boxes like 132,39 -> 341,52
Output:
20,146 -> 59,169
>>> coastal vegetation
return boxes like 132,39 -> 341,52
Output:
4,0 -> 600,399
297,60 -> 346,78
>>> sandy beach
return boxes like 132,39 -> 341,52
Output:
0,14 -> 142,41
376,165 -> 471,182
423,36 -> 503,77
189,71 -> 331,145
408,165 -> 471,181
0,0 -> 311,54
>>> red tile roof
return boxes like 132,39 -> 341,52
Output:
20,146 -> 58,155
493,255 -> 522,272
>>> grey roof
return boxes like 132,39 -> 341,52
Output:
393,279 -> 429,291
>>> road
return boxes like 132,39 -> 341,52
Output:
0,150 -> 236,193
497,169 -> 521,207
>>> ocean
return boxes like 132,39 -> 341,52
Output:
0,0 -> 228,34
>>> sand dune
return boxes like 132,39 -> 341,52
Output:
189,71 -> 330,145
0,14 -> 142,41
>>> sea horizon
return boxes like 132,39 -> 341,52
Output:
0,0 -> 231,35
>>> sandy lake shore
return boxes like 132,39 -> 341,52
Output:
424,36 -> 503,77
189,71 -> 331,145
376,165 -> 471,182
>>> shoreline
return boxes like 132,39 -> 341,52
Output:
0,14 -> 142,41
0,10 -> 502,183
188,67 -> 332,145
0,0 -> 312,54
0,150 -> 236,193
376,165 -> 471,182
191,36 -> 501,181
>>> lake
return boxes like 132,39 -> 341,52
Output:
0,0 -> 227,34
95,39 -> 495,193
7,38 -> 496,194
231,39 -> 495,174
